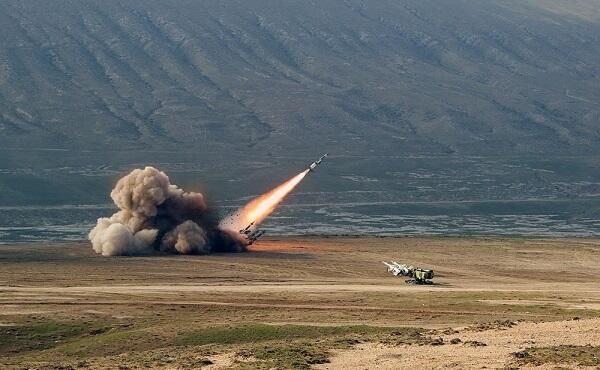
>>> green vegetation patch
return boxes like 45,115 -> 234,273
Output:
58,329 -> 139,356
176,324 -> 393,346
513,345 -> 600,367
0,321 -> 95,354
248,342 -> 331,370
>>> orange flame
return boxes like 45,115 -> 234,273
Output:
221,169 -> 309,231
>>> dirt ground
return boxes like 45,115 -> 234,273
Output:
317,318 -> 600,370
1,237 -> 600,369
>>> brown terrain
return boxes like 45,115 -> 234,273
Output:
1,237 -> 600,369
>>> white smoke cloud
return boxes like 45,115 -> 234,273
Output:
89,219 -> 157,256
89,166 -> 246,256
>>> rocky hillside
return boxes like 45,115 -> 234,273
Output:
1,0 -> 599,156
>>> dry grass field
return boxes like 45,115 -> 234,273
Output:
1,237 -> 600,369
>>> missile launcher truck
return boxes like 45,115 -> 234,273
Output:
382,261 -> 434,284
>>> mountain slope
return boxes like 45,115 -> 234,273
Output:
1,0 -> 599,156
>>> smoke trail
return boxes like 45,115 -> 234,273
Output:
220,169 -> 309,232
89,166 -> 246,256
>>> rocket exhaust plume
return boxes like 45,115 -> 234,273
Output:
89,167 -> 246,256
221,169 -> 309,232
221,154 -> 327,232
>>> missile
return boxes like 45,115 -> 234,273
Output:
382,261 -> 395,272
239,221 -> 255,235
248,230 -> 265,244
308,153 -> 328,172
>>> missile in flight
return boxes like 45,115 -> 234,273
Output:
308,153 -> 328,172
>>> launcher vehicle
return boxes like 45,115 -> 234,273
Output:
382,261 -> 434,284
239,221 -> 265,245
